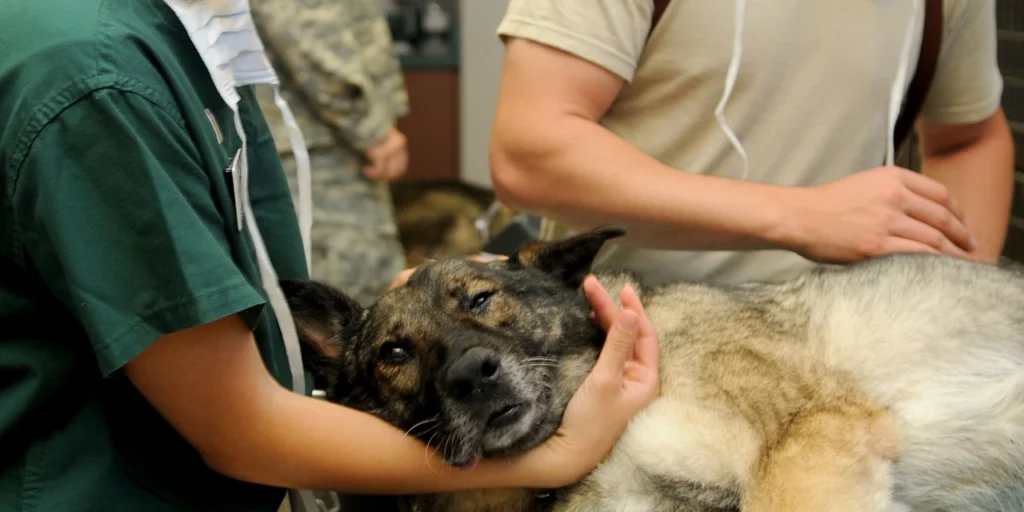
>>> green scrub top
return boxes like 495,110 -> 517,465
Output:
0,0 -> 312,510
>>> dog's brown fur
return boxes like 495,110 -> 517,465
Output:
283,226 -> 1024,512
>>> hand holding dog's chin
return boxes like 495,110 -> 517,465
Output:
516,276 -> 661,489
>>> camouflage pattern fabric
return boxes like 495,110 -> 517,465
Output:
251,0 -> 409,306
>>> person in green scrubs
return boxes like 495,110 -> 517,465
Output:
0,0 -> 660,511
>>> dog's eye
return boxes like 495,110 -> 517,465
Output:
377,339 -> 415,365
462,290 -> 494,314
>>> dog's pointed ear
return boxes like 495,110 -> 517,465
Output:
508,225 -> 628,287
279,278 -> 363,393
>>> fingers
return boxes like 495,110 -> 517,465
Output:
583,275 -> 618,332
593,309 -> 641,379
589,281 -> 658,379
362,129 -> 408,182
468,253 -> 509,263
362,160 -> 386,180
362,144 -> 388,179
880,237 -> 941,256
899,191 -> 976,254
619,284 -> 643,324
388,267 -> 417,290
584,278 -> 659,368
388,145 -> 408,180
363,155 -> 399,181
890,216 -> 971,258
897,170 -> 966,223
619,285 -> 659,369
366,153 -> 405,181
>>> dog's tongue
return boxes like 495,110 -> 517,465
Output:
455,456 -> 480,472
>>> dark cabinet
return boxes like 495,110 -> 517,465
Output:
395,69 -> 461,183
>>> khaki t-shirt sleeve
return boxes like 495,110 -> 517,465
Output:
919,0 -> 1003,125
496,0 -> 654,82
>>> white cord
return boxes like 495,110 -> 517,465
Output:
715,0 -> 749,181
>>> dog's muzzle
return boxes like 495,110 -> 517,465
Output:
442,346 -> 527,430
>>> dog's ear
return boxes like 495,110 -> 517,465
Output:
279,278 -> 364,392
508,224 -> 628,287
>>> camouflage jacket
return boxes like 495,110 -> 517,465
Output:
251,0 -> 409,156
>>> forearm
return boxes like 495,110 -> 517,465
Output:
920,124 -> 1015,262
130,314 -> 549,496
213,388 -> 539,495
491,114 -> 798,252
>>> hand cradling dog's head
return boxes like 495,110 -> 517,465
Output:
280,225 -> 628,468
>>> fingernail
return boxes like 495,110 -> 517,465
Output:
969,236 -> 978,250
619,312 -> 638,331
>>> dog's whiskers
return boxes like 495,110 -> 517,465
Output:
523,356 -> 558,364
403,416 -> 439,439
424,430 -> 442,474
522,356 -> 560,371
414,423 -> 439,441
524,363 -> 560,370
440,433 -> 456,476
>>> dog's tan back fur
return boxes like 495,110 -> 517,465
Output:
550,254 -> 1024,512
426,255 -> 1024,512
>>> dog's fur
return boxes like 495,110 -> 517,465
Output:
281,226 -> 1024,512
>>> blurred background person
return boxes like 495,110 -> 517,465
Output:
252,0 -> 411,306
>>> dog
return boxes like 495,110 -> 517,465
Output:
281,225 -> 1024,512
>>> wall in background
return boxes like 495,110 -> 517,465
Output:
387,0 -> 463,183
458,0 -> 509,190
996,0 -> 1024,262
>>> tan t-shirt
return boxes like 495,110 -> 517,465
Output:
496,0 -> 1003,286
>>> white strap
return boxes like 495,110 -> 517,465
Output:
715,0 -> 749,181
229,148 -> 244,231
232,104 -> 325,512
232,106 -> 307,396
272,85 -> 313,271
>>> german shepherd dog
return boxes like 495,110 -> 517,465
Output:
281,226 -> 1024,512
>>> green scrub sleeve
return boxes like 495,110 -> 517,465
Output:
10,87 -> 267,377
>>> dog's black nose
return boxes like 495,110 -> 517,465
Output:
444,347 -> 501,401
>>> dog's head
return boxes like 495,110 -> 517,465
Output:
281,225 -> 627,468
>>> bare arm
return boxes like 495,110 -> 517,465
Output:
489,37 -> 974,264
125,314 -> 529,494
489,37 -> 797,252
123,289 -> 658,495
916,107 -> 1015,262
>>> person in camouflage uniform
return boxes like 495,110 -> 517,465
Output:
250,0 -> 410,306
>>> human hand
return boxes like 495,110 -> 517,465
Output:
784,166 -> 976,264
387,254 -> 509,291
524,275 -> 660,489
363,127 -> 408,181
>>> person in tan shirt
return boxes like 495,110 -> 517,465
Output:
490,0 -> 1015,287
